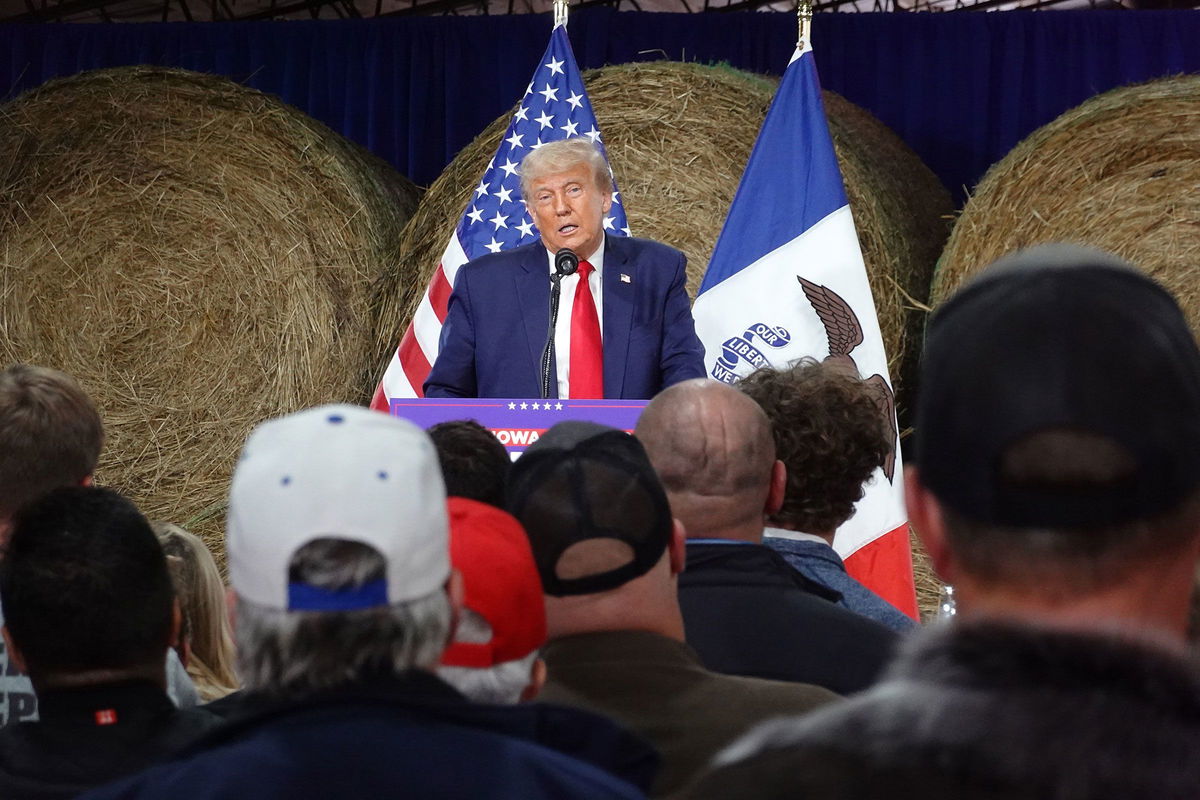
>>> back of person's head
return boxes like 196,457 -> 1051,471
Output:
507,421 -> 674,599
635,379 -> 777,539
227,405 -> 453,698
686,740 -> 1024,800
153,522 -> 239,701
0,364 -> 103,522
914,245 -> 1200,593
428,420 -> 510,508
739,359 -> 890,535
0,486 -> 173,688
436,498 -> 546,703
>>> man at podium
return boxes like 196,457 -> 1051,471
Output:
424,139 -> 705,400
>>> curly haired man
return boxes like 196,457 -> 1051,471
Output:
739,360 -> 916,632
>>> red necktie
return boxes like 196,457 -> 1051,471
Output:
569,260 -> 603,398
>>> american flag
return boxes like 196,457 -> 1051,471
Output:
370,24 -> 630,409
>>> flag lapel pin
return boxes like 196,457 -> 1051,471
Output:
620,273 -> 631,283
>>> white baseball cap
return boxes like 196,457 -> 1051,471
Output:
227,404 -> 450,611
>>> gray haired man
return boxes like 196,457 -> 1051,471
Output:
85,405 -> 646,799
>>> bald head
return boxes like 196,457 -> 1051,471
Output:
636,380 -> 779,540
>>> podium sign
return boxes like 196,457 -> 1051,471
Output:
388,398 -> 649,456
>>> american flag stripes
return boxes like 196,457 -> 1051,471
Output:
370,24 -> 628,409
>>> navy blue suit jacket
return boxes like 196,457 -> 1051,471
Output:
424,235 -> 706,399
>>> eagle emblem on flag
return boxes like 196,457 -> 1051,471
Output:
799,276 -> 898,483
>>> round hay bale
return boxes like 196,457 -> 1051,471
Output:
0,66 -> 420,551
935,75 -> 1200,317
370,61 -> 952,422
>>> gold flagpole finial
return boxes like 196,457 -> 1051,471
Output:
554,0 -> 569,28
797,0 -> 813,50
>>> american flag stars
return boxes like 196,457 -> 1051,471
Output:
452,25 -> 629,263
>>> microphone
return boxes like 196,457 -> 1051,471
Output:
554,248 -> 579,278
541,249 -> 579,398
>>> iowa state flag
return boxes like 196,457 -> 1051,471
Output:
693,43 -> 917,619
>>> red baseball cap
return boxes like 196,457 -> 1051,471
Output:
442,497 -> 547,668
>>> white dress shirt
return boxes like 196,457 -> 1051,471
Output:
545,238 -> 605,399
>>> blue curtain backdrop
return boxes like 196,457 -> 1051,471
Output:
2,11 -> 1198,202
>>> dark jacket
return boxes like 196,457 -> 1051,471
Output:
764,534 -> 919,632
424,235 -> 706,399
678,541 -> 898,694
538,629 -> 838,797
0,681 -> 221,800
202,674 -> 660,792
682,621 -> 1200,800
83,669 -> 647,799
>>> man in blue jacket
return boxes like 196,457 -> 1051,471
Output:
84,405 -> 645,799
425,138 -> 705,400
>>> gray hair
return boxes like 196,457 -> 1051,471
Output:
519,138 -> 610,202
434,609 -> 538,704
234,538 -> 452,697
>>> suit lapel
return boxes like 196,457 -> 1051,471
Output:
515,244 -> 556,398
603,235 -> 634,399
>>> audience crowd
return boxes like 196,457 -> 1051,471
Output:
0,243 -> 1198,798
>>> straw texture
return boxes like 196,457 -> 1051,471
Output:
0,66 -> 420,549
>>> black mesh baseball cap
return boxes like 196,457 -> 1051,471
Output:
506,421 -> 672,597
915,244 -> 1200,528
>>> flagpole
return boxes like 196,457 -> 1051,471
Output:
797,0 -> 813,50
554,0 -> 569,28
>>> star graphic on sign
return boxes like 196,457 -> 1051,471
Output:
516,219 -> 535,238
534,110 -> 554,130
538,84 -> 559,102
566,91 -> 584,110
514,106 -> 530,122
508,402 -> 517,409
474,180 -> 489,198
505,132 -> 524,150
603,216 -> 615,230
485,237 -> 503,253
466,206 -> 484,224
495,186 -> 514,205
489,211 -> 509,230
500,159 -> 519,178
560,119 -> 579,137
520,402 -> 529,410
555,402 -> 564,410
545,56 -> 565,76
585,126 -> 601,143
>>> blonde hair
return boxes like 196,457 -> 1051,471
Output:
519,138 -> 610,202
153,522 -> 239,701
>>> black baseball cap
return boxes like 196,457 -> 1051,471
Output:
915,244 -> 1200,528
506,421 -> 672,597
